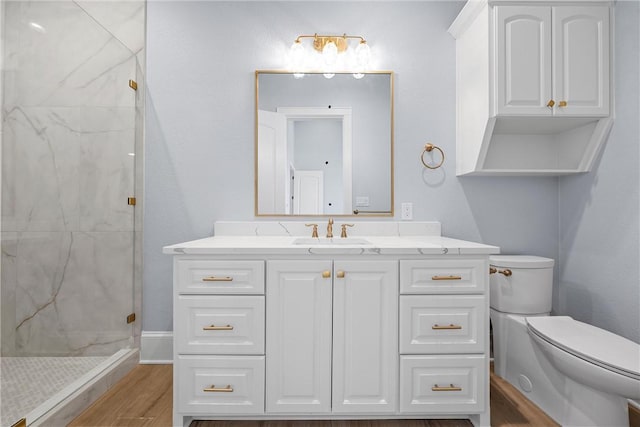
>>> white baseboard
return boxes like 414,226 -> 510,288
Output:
140,331 -> 173,364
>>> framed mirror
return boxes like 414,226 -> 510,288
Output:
255,71 -> 394,216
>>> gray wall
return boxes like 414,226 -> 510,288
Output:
294,120 -> 344,214
557,1 -> 640,343
145,1 -> 638,338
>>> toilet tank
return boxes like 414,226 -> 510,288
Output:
490,255 -> 554,314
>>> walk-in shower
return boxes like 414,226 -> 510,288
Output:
1,1 -> 145,425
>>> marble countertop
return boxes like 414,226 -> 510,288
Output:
163,221 -> 499,256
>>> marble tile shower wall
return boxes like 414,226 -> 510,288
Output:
1,1 -> 145,356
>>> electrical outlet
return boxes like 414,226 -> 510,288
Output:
401,202 -> 413,220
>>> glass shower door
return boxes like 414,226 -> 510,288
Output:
1,1 -> 143,424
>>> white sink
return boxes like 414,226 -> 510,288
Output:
292,237 -> 372,246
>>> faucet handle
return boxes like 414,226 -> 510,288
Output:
340,223 -> 354,238
305,223 -> 319,238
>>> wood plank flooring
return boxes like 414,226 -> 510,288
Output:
69,364 -> 559,427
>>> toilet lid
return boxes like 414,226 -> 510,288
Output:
490,255 -> 555,269
527,316 -> 640,380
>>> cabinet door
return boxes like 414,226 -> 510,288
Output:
266,260 -> 332,413
496,6 -> 552,115
553,6 -> 609,116
332,260 -> 398,413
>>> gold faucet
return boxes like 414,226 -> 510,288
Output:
340,223 -> 354,238
305,223 -> 319,238
326,218 -> 334,238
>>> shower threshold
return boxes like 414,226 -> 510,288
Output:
1,348 -> 138,427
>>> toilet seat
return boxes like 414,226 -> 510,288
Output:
526,316 -> 640,381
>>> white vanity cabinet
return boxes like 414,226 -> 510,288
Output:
173,259 -> 266,423
266,259 -> 398,414
166,225 -> 498,427
399,260 -> 488,414
496,5 -> 609,117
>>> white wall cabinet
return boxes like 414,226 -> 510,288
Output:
496,5 -> 609,117
449,0 -> 613,175
172,254 -> 489,426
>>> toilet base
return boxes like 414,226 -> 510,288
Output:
490,309 -> 631,426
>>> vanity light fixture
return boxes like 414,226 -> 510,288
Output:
287,33 -> 372,79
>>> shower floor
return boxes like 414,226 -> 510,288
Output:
0,356 -> 108,426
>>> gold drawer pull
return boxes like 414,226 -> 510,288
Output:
432,384 -> 462,392
322,270 -> 331,278
432,275 -> 462,281
432,324 -> 462,330
336,270 -> 345,278
202,276 -> 233,282
203,324 -> 234,331
203,384 -> 234,393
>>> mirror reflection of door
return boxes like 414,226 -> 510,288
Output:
256,72 -> 393,216
257,110 -> 287,214
258,107 -> 352,215
280,107 -> 352,216
290,117 -> 343,215
293,170 -> 323,214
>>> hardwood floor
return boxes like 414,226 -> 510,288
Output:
69,364 -> 558,427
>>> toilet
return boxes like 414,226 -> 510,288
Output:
490,255 -> 640,427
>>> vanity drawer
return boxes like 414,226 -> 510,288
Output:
400,259 -> 486,294
399,295 -> 485,354
400,355 -> 485,413
176,295 -> 264,354
176,260 -> 264,294
176,355 -> 265,414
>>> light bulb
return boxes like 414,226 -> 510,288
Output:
322,40 -> 338,66
352,73 -> 365,79
289,40 -> 306,71
355,41 -> 371,69
323,73 -> 335,79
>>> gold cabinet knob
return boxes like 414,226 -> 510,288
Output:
336,270 -> 345,278
559,101 -> 568,107
322,270 -> 331,278
546,99 -> 555,108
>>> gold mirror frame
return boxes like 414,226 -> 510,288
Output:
254,70 -> 394,217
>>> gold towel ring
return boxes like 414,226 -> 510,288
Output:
421,143 -> 444,169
